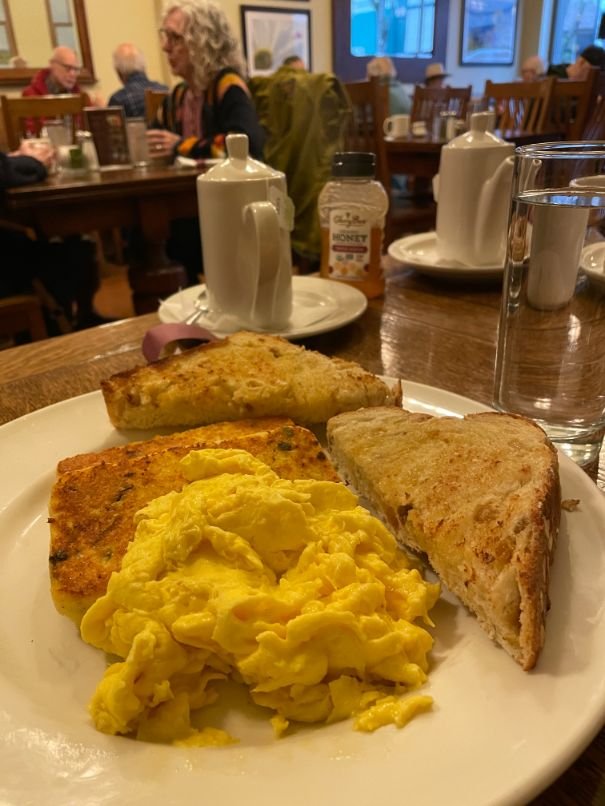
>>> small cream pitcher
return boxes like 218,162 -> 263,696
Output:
197,133 -> 293,330
434,112 -> 515,266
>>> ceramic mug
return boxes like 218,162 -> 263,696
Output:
383,114 -> 410,138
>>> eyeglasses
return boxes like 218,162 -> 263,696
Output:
52,60 -> 81,73
159,27 -> 185,46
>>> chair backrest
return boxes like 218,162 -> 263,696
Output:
483,77 -> 555,134
144,88 -> 169,125
410,85 -> 472,126
0,294 -> 47,343
580,69 -> 605,139
446,86 -> 473,120
0,94 -> 86,149
411,85 -> 448,125
342,78 -> 389,189
548,68 -> 598,139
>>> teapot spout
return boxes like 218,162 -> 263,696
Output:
474,155 -> 515,262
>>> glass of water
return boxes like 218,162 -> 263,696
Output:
494,141 -> 605,470
126,117 -> 149,168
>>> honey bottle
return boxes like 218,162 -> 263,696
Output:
318,151 -> 389,298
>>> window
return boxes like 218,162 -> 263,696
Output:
332,0 -> 448,83
45,0 -> 78,51
550,0 -> 605,64
351,0 -> 436,59
0,0 -> 16,65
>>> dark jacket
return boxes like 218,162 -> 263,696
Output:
0,153 -> 47,189
153,67 -> 265,160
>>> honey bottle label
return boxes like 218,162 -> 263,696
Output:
327,208 -> 371,281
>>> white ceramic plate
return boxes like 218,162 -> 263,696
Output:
0,384 -> 604,806
388,232 -> 504,279
580,242 -> 605,286
158,276 -> 368,340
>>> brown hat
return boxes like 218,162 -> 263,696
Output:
425,62 -> 449,80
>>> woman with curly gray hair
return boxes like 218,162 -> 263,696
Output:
147,0 -> 265,161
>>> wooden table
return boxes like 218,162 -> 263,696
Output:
1,162 -> 204,314
0,268 -> 603,805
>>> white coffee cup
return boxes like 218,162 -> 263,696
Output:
197,134 -> 293,331
383,114 -> 410,138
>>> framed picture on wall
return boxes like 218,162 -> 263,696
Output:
459,0 -> 518,66
240,5 -> 312,76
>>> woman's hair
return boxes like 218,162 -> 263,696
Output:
366,56 -> 396,79
163,0 -> 246,90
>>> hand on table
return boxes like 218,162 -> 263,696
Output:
13,140 -> 55,168
147,129 -> 181,159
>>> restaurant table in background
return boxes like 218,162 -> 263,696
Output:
1,162 -> 206,314
0,266 -> 603,805
385,129 -> 563,182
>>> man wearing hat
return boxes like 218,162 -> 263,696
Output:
548,44 -> 605,80
424,62 -> 449,88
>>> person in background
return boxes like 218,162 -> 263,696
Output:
108,43 -> 168,118
281,55 -> 306,71
548,44 -> 605,80
147,0 -> 265,285
23,46 -> 84,97
0,143 -> 102,334
148,0 -> 265,161
424,62 -> 449,88
366,55 -> 411,115
521,55 -> 546,81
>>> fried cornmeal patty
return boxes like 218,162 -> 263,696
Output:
49,418 -> 340,625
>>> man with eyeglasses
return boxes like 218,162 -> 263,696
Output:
23,46 -> 85,97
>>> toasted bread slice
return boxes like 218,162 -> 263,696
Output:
49,418 -> 340,625
57,417 -> 292,475
326,407 -> 561,670
101,331 -> 401,430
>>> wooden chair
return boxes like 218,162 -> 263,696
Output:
144,88 -> 169,125
482,77 -> 555,134
548,68 -> 598,140
0,94 -> 86,149
410,85 -> 472,125
0,295 -> 47,345
411,86 -> 448,125
580,70 -> 605,139
342,78 -> 390,191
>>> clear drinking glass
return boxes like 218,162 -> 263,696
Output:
126,117 -> 149,167
494,141 -> 605,469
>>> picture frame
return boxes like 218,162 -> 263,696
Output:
459,0 -> 518,66
240,5 -> 312,77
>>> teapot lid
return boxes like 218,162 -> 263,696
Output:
447,112 -> 510,150
200,133 -> 282,181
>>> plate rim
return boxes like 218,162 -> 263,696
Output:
0,383 -> 604,806
157,276 -> 368,340
388,231 -> 504,278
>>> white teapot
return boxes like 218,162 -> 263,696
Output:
197,133 -> 293,330
434,112 -> 515,266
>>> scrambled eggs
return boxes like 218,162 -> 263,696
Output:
80,449 -> 440,745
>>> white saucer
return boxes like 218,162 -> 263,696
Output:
388,232 -> 504,279
580,241 -> 605,285
158,276 -> 368,339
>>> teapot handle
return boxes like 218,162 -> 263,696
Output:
242,200 -> 282,324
